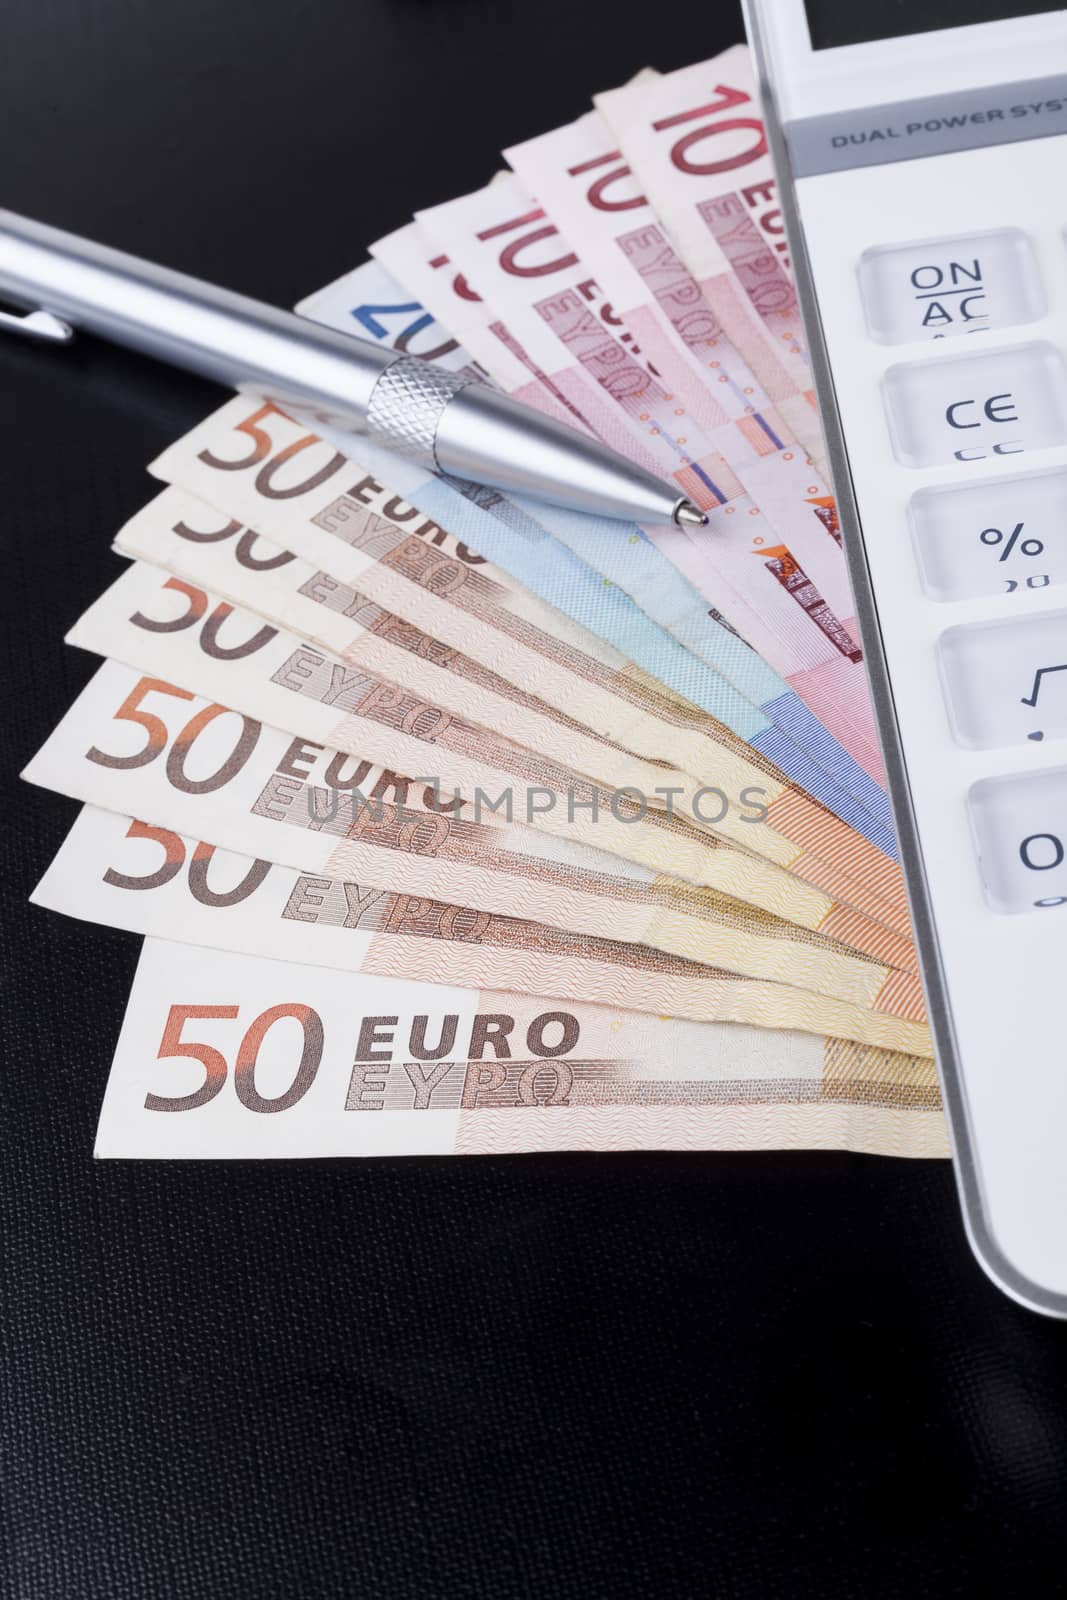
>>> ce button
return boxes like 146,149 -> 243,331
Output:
882,342 -> 1067,468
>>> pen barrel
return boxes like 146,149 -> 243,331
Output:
0,209 -> 686,526
433,382 -> 688,525
0,209 -> 393,418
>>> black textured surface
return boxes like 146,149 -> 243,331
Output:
1,3 -> 1066,1595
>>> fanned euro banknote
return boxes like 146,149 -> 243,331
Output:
22,43 -> 949,1159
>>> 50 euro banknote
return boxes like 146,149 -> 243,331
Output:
151,386 -> 894,855
94,939 -> 947,1159
115,483 -> 908,939
34,804 -> 925,1056
69,559 -> 912,950
150,395 -> 813,787
21,661 -> 930,1051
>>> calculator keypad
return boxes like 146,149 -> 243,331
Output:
855,212 -> 1067,920
970,768 -> 1067,913
940,612 -> 1067,749
882,342 -> 1067,467
859,229 -> 1044,344
910,469 -> 1067,601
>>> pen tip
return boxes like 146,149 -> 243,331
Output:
673,498 -> 709,529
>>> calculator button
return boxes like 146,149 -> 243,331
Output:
910,468 -> 1067,602
969,766 -> 1067,912
882,342 -> 1067,468
940,611 -> 1067,748
859,229 -> 1044,344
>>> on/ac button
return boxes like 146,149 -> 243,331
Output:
881,343 -> 1067,468
859,229 -> 1044,344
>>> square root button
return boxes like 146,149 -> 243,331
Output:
940,610 -> 1067,748
882,342 -> 1067,467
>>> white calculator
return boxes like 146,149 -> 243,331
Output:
744,0 -> 1067,1312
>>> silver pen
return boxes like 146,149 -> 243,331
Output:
0,209 -> 708,530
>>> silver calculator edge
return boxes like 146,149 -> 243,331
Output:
743,0 -> 1067,1318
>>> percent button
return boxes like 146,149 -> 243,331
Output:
910,467 -> 1067,601
979,524 -> 1044,561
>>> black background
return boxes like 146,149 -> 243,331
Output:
2,3 -> 1066,1595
